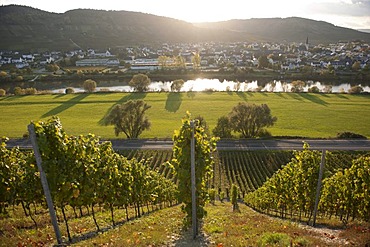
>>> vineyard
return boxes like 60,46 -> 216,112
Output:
1,119 -> 370,245
119,149 -> 175,180
216,150 -> 293,194
0,118 -> 178,245
244,145 -> 370,224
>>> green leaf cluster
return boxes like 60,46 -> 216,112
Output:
171,112 -> 218,227
1,117 -> 177,240
245,143 -> 370,223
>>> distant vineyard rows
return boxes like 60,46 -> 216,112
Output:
118,149 -> 295,195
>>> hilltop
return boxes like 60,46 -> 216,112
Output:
1,5 -> 370,51
0,5 -> 242,51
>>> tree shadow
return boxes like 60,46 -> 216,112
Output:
53,94 -> 67,99
335,94 -> 349,99
236,92 -> 247,101
320,93 -> 329,98
165,92 -> 183,113
287,93 -> 304,101
187,91 -> 196,99
41,93 -> 89,118
98,92 -> 147,125
275,92 -> 287,99
258,92 -> 269,97
70,207 -> 162,245
300,93 -> 329,106
1,95 -> 27,101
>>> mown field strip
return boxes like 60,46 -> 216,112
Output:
0,92 -> 369,138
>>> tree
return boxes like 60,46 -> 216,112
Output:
14,75 -> 23,82
192,52 -> 201,71
0,89 -> 6,97
323,85 -> 332,93
103,100 -> 151,138
348,85 -> 363,94
212,116 -> 233,138
83,79 -> 97,93
228,103 -> 277,138
308,86 -> 320,93
46,63 -> 60,72
352,61 -> 361,71
290,80 -> 305,93
77,70 -> 84,78
175,55 -> 186,69
258,55 -> 269,69
171,79 -> 185,92
14,87 -> 23,95
129,74 -> 151,92
65,87 -> 75,94
172,112 -> 218,227
0,71 -> 7,78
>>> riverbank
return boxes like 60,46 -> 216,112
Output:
1,68 -> 370,92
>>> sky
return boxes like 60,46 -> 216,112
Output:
1,0 -> 370,30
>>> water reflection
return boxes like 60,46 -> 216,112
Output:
52,79 -> 370,93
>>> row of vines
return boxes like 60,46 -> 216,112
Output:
244,144 -> 370,223
119,149 -> 174,180
217,150 -> 293,194
0,117 -> 177,243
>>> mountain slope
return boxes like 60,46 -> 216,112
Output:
1,5 -> 370,51
0,5 -> 244,50
195,17 -> 370,44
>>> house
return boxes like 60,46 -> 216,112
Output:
281,63 -> 301,70
76,58 -> 119,67
40,57 -> 54,65
329,60 -> 346,69
310,61 -> 322,68
88,50 -> 114,57
22,54 -> 34,62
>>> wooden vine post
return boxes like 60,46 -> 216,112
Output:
28,123 -> 63,245
311,149 -> 326,226
190,120 -> 197,239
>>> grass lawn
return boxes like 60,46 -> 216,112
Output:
0,92 -> 369,139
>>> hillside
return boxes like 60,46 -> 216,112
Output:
0,5 -> 243,51
1,5 -> 370,51
195,17 -> 370,44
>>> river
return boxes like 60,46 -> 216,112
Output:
51,79 -> 370,93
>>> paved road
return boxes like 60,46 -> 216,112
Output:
5,138 -> 370,151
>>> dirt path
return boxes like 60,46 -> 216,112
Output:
167,228 -> 211,247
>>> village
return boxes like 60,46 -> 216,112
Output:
1,40 -> 369,74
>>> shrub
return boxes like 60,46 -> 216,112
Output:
231,184 -> 239,212
14,87 -> 23,95
24,87 -> 37,95
219,191 -> 225,203
0,88 -> 6,96
209,188 -> 216,205
337,132 -> 367,139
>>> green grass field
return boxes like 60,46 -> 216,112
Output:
0,92 -> 369,139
